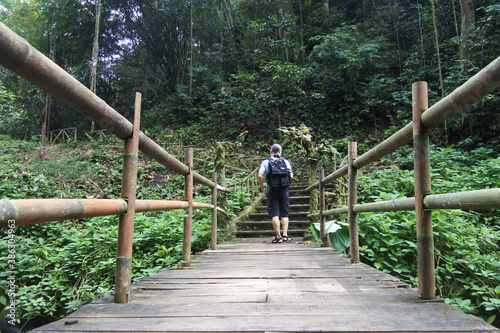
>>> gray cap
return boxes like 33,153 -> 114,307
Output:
271,144 -> 282,154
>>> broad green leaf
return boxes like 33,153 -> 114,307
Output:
313,221 -> 350,252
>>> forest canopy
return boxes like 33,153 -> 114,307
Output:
0,0 -> 499,146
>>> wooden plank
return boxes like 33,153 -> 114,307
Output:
31,238 -> 498,333
53,294 -> 463,318
32,312 -> 495,333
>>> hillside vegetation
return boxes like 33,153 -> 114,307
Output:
0,136 -> 252,330
354,141 -> 500,327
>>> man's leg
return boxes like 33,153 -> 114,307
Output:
281,217 -> 289,238
272,216 -> 281,238
278,187 -> 290,240
268,189 -> 282,241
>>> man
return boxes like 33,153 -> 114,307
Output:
258,144 -> 293,243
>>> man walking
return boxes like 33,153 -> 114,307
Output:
258,144 -> 293,243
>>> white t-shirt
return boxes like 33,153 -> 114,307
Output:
258,157 -> 292,176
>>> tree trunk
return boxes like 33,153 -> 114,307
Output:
190,0 -> 194,96
431,0 -> 446,142
42,24 -> 57,143
460,0 -> 475,72
42,93 -> 51,144
416,0 -> 426,69
220,0 -> 240,69
297,0 -> 306,65
323,0 -> 329,26
90,0 -> 101,132
430,0 -> 444,99
391,0 -> 403,74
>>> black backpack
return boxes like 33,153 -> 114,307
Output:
267,157 -> 291,188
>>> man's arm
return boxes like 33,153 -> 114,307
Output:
258,173 -> 266,196
285,159 -> 294,180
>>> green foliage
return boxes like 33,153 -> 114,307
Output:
0,138 -> 254,328
0,85 -> 24,137
307,25 -> 395,136
352,145 -> 500,326
2,0 -> 499,147
311,221 -> 350,253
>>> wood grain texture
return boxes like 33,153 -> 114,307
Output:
32,238 -> 497,332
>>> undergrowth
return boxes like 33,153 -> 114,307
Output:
354,144 -> 500,327
0,137 -> 251,331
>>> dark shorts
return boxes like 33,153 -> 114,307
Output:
267,187 -> 290,218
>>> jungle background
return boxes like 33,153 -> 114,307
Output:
0,0 -> 499,331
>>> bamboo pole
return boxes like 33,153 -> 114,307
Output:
424,188 -> 500,210
0,199 -> 127,227
182,148 -> 194,264
211,172 -> 218,250
308,207 -> 346,218
354,198 -> 416,213
135,200 -> 190,212
348,142 -> 359,264
0,199 -> 214,228
413,81 -> 435,300
0,22 -> 229,193
321,207 -> 349,217
114,93 -> 141,304
318,167 -> 328,246
306,187 -> 500,218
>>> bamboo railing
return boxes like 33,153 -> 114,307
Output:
227,167 -> 260,197
48,127 -> 77,143
0,23 -> 230,304
307,55 -> 500,300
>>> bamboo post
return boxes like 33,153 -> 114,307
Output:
413,81 -> 436,299
318,166 -> 328,246
182,148 -> 194,264
348,141 -> 359,263
309,160 -> 319,225
215,143 -> 228,228
211,172 -> 218,250
114,92 -> 141,304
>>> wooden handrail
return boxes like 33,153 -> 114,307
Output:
309,188 -> 500,216
227,167 -> 259,188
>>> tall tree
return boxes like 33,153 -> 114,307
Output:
430,0 -> 444,98
90,0 -> 102,132
460,0 -> 475,72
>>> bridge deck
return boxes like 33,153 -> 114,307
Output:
33,238 -> 497,333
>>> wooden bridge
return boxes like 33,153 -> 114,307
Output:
1,23 -> 500,333
30,238 -> 495,332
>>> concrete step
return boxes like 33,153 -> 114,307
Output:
260,196 -> 310,205
248,212 -> 310,222
255,204 -> 310,213
235,229 -> 308,239
237,220 -> 310,231
236,183 -> 313,239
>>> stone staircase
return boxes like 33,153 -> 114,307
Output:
235,182 -> 311,239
